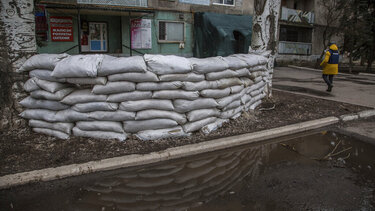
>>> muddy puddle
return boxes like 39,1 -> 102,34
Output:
1,131 -> 374,211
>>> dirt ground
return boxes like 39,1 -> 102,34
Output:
0,90 -> 369,176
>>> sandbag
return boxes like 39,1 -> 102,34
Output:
230,85 -> 244,94
120,100 -> 174,112
72,102 -> 118,113
241,77 -> 254,87
33,127 -> 69,139
201,118 -> 229,135
136,110 -> 187,124
99,55 -> 146,76
235,68 -> 251,77
136,81 -> 183,91
222,56 -> 248,70
20,96 -> 70,111
52,54 -> 104,78
152,90 -> 199,100
57,109 -> 92,122
249,71 -> 263,80
18,53 -> 68,72
233,54 -> 268,67
29,69 -> 66,82
24,78 -> 40,92
223,100 -> 242,111
205,69 -> 238,81
20,109 -> 64,122
144,54 -> 192,75
174,98 -> 218,113
250,100 -> 262,110
183,81 -> 218,91
30,88 -> 74,101
253,76 -> 263,83
241,94 -> 252,105
159,73 -> 204,82
186,108 -> 220,122
73,127 -> 127,141
189,57 -> 229,74
216,93 -> 242,108
220,106 -> 243,119
61,89 -> 107,105
107,91 -> 152,102
29,119 -> 74,134
76,121 -> 124,133
108,71 -> 159,82
88,110 -> 135,121
200,88 -> 231,98
182,117 -> 217,133
250,90 -> 261,97
66,77 -> 107,85
135,126 -> 190,141
123,119 -> 178,133
249,65 -> 267,72
217,78 -> 243,89
34,78 -> 69,93
92,81 -> 135,94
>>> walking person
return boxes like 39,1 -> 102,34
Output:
320,42 -> 339,92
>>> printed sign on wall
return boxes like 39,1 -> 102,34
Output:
50,16 -> 73,42
131,19 -> 152,49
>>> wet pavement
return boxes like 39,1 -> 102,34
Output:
1,130 -> 374,211
273,67 -> 375,108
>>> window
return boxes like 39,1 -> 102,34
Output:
158,21 -> 184,42
213,0 -> 235,6
81,22 -> 108,52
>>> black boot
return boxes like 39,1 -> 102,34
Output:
326,85 -> 333,92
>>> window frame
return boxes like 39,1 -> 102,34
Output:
157,20 -> 186,43
212,0 -> 235,7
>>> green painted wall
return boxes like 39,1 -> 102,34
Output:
121,11 -> 193,57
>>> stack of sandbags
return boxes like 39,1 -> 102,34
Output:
18,53 -> 272,141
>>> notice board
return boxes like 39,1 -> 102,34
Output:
50,16 -> 73,42
131,19 -> 152,49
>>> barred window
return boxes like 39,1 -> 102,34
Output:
213,0 -> 235,6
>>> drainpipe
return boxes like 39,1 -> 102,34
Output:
129,11 -> 132,56
77,8 -> 82,53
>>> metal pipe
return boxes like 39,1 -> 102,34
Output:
77,8 -> 82,53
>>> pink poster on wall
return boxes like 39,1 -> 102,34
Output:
131,19 -> 152,49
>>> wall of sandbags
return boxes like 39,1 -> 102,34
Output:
18,53 -> 271,141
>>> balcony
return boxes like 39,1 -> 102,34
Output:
40,0 -> 148,7
278,41 -> 312,55
280,7 -> 314,25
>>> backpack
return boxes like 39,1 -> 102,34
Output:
328,49 -> 339,64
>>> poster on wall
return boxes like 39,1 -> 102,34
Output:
50,16 -> 73,42
131,19 -> 152,49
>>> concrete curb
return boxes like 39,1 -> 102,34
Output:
339,109 -> 375,122
0,117 -> 339,190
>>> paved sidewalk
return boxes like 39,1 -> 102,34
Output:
273,67 -> 375,108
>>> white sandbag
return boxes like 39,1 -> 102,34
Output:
57,109 -> 91,122
174,98 -> 218,113
248,81 -> 265,92
51,54 -> 104,78
183,81 -> 218,91
231,112 -> 242,120
107,91 -> 152,102
159,73 -> 205,82
189,57 -> 229,74
250,90 -> 261,97
120,100 -> 174,112
92,81 -> 135,94
20,96 -> 70,111
152,90 -> 199,100
20,109 -> 64,122
216,93 -> 242,108
144,54 -> 192,74
72,102 -> 118,113
235,68 -> 251,77
76,121 -> 124,133
222,56 -> 248,70
99,55 -> 146,76
220,106 -> 243,119
88,110 -> 135,121
250,71 -> 263,80
241,77 -> 254,87
135,126 -> 190,141
30,88 -> 74,101
253,76 -> 263,83
233,54 -> 268,67
123,119 -> 178,133
33,127 -> 69,139
205,69 -> 238,81
136,82 -> 183,91
73,127 -> 127,141
230,85 -> 244,94
186,108 -> 220,122
66,77 -> 107,85
250,100 -> 262,110
107,71 -> 159,82
18,53 -> 68,72
223,100 -> 242,111
217,78 -> 243,89
24,78 -> 40,92
249,65 -> 267,72
61,89 -> 107,105
241,94 -> 252,105
29,119 -> 73,134
182,117 -> 217,133
136,110 -> 187,124
201,118 -> 229,134
29,69 -> 66,82
200,88 -> 231,98
34,78 -> 69,93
